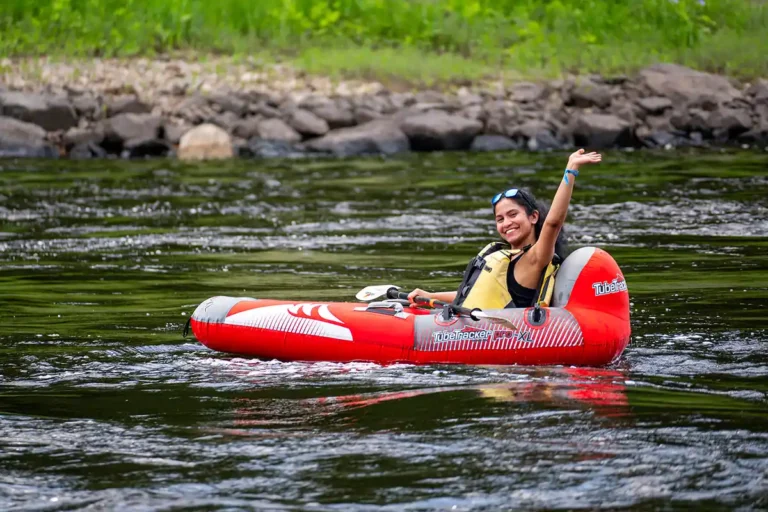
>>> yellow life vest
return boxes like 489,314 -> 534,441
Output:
453,242 -> 560,310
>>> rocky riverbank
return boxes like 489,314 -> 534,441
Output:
1,57 -> 767,160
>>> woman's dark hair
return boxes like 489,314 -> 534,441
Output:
507,188 -> 569,259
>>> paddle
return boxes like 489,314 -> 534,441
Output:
355,285 -> 518,329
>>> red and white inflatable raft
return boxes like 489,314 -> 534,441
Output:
190,247 -> 631,366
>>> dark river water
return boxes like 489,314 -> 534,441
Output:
1,150 -> 767,510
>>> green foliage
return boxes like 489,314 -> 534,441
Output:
1,0 -> 766,79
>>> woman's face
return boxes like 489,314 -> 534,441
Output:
494,198 -> 538,246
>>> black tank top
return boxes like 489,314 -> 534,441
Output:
506,254 -> 536,308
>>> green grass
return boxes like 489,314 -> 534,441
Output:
1,0 -> 767,83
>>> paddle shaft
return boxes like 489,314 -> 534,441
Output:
386,288 -> 481,320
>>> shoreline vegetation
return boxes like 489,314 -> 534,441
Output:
2,0 -> 768,84
1,0 -> 767,160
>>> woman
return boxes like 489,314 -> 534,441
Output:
408,149 -> 602,309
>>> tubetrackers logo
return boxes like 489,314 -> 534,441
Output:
593,275 -> 628,296
431,326 -> 534,344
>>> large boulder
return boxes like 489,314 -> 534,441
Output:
400,110 -> 482,151
573,113 -> 634,148
0,116 -> 58,158
0,91 -> 78,131
178,123 -> 233,160
639,64 -> 741,107
306,119 -> 409,156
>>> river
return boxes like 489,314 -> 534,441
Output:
1,150 -> 767,510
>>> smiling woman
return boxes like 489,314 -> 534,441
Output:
408,148 -> 602,310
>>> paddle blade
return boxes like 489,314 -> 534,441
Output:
355,285 -> 400,301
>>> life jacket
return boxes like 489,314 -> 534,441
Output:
453,242 -> 560,310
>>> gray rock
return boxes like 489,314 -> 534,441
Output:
354,107 -> 382,125
688,109 -> 712,134
746,79 -> 768,103
400,111 -> 482,151
244,139 -> 307,159
304,100 -> 356,129
639,63 -> 740,107
72,94 -> 101,119
354,94 -> 393,115
646,113 -> 675,133
102,113 -> 163,151
249,100 -> 282,118
414,91 -> 448,104
69,141 -> 107,159
470,135 -> 520,152
208,93 -> 247,116
509,82 -> 547,103
289,109 -> 329,137
457,92 -> 483,107
509,119 -> 552,140
211,111 -> 241,133
107,95 -> 151,116
527,130 -> 563,151
637,96 -> 673,114
0,116 -> 58,158
709,107 -> 753,139
639,130 -> 677,148
174,95 -> 213,124
737,117 -> 768,144
63,126 -> 104,148
0,91 -> 78,131
163,122 -> 193,145
232,117 -> 262,140
306,119 -> 409,156
573,113 -> 633,148
257,118 -> 301,142
459,105 -> 484,121
124,136 -> 172,158
568,79 -> 612,109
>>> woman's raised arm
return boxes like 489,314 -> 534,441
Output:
530,149 -> 601,264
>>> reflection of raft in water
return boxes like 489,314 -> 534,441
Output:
190,247 -> 631,366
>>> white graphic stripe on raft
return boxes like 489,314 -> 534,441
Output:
225,304 -> 353,341
554,319 -> 569,347
553,318 -> 571,347
546,318 -> 564,348
567,319 -> 582,346
558,320 -> 573,347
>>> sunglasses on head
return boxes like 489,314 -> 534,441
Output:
491,188 -> 534,210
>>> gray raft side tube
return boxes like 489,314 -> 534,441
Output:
551,247 -> 596,308
191,296 -> 256,323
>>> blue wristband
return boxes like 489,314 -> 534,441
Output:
564,168 -> 579,184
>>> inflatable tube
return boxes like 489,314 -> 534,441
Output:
190,247 -> 631,366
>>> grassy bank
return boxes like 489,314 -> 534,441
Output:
2,0 -> 767,84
